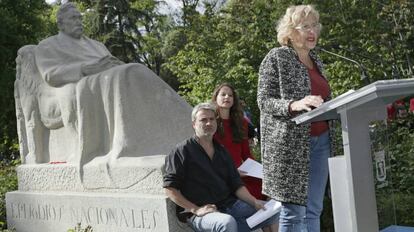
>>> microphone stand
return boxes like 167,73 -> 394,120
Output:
318,47 -> 371,85
335,45 -> 399,79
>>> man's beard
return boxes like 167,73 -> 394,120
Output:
64,26 -> 83,39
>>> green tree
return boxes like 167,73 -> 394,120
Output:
167,0 -> 286,122
0,0 -> 55,160
80,0 -> 170,75
167,0 -> 414,121
316,0 -> 414,96
160,27 -> 188,90
0,0 -> 55,229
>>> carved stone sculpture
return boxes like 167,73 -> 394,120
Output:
10,3 -> 195,231
14,2 -> 193,189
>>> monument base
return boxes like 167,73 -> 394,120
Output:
7,158 -> 192,232
6,191 -> 192,232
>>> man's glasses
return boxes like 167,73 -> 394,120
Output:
295,23 -> 322,32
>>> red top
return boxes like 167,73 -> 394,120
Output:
308,66 -> 330,136
410,98 -> 414,112
214,118 -> 266,200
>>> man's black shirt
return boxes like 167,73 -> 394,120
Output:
163,136 -> 243,220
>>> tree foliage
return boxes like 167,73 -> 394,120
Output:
167,0 -> 284,122
0,0 -> 55,160
79,0 -> 170,76
372,110 -> 414,228
317,0 -> 414,96
0,160 -> 18,230
166,0 -> 414,122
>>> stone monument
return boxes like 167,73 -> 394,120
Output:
7,2 -> 193,231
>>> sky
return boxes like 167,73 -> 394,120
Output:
158,0 -> 182,14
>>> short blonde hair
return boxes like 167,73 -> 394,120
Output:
277,5 -> 320,46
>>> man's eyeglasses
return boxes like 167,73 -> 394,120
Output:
295,23 -> 322,32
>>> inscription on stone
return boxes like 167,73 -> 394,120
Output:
8,201 -> 161,230
10,202 -> 64,221
69,207 -> 159,229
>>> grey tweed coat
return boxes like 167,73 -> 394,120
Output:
257,46 -> 334,205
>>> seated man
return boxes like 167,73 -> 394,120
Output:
163,103 -> 278,232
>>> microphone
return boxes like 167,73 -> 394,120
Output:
316,46 -> 371,85
334,45 -> 394,79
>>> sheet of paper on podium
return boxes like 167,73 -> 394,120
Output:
238,158 -> 263,179
246,199 -> 282,228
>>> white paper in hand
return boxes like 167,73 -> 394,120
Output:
238,158 -> 263,179
246,199 -> 281,228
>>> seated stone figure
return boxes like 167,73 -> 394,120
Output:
15,2 -> 193,189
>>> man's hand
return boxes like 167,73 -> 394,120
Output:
252,199 -> 266,211
165,187 -> 217,218
81,55 -> 124,76
191,204 -> 218,217
235,186 -> 266,211
105,56 -> 124,66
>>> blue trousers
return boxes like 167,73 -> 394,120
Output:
279,131 -> 330,232
188,199 -> 279,232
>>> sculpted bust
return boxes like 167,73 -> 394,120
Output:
15,2 -> 193,189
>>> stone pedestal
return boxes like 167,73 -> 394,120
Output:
6,157 -> 192,232
6,191 -> 190,232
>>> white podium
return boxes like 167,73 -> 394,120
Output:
292,79 -> 414,232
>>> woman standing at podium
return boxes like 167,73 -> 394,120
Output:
257,5 -> 334,232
